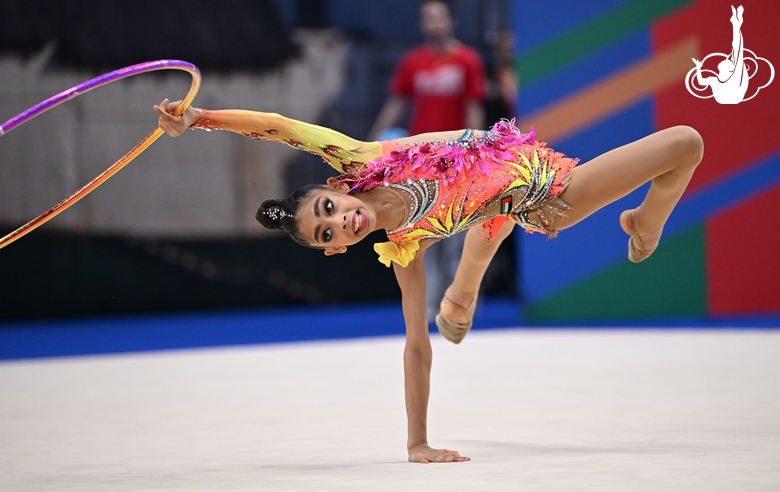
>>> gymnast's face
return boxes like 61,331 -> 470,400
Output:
296,179 -> 375,256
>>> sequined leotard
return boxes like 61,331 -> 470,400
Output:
192,110 -> 577,267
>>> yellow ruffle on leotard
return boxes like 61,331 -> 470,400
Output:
374,240 -> 421,268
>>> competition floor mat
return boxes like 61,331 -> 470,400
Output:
1,328 -> 779,491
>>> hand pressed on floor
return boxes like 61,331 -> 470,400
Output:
408,444 -> 470,463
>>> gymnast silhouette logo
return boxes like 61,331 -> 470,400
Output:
685,5 -> 774,104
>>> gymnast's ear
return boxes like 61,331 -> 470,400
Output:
326,177 -> 349,192
324,246 -> 347,256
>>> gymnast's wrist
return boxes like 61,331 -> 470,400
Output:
185,107 -> 204,128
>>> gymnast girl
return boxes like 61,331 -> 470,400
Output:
155,99 -> 703,463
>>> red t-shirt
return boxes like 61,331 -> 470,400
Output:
390,43 -> 487,135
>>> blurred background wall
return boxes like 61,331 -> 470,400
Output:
0,0 -> 511,320
513,0 -> 780,321
0,0 -> 777,322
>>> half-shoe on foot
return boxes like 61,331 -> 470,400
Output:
619,209 -> 663,263
435,292 -> 476,344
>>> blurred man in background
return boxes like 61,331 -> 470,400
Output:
369,0 -> 487,320
484,28 -> 518,125
481,27 -> 520,300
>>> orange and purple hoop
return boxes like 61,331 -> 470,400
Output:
0,59 -> 201,249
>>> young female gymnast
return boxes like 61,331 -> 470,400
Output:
155,99 -> 703,463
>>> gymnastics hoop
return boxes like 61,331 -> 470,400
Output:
0,59 -> 201,250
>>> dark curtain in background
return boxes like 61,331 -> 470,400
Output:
0,0 -> 298,72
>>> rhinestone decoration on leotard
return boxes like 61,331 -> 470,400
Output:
367,120 -> 577,253
387,178 -> 439,234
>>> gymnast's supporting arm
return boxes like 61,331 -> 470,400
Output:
393,239 -> 469,463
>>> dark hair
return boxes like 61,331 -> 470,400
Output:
256,184 -> 327,247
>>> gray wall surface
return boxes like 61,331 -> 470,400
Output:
0,30 -> 347,238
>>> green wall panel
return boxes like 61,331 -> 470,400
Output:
526,225 -> 706,321
516,0 -> 692,86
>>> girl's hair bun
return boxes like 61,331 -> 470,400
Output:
255,183 -> 327,247
256,199 -> 293,230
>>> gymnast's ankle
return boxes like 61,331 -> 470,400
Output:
439,292 -> 477,325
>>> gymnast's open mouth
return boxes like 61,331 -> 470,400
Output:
352,210 -> 366,235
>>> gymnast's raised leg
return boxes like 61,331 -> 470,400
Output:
438,125 -> 703,342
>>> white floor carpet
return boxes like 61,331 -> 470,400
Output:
1,329 -> 779,491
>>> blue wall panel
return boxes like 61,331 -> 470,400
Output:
520,30 -> 650,115
519,99 -> 655,303
512,0 -> 634,53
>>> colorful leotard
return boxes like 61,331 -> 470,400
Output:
192,110 -> 577,267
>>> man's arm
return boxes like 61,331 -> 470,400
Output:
462,46 -> 488,129
393,240 -> 469,463
465,99 -> 485,130
368,96 -> 408,141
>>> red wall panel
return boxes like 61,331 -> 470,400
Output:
652,0 -> 780,195
707,182 -> 780,314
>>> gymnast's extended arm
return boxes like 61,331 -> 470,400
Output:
393,240 -> 470,463
154,99 -> 383,174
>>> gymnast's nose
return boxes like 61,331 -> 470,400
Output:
325,215 -> 346,230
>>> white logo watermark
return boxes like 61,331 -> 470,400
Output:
685,5 -> 774,104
